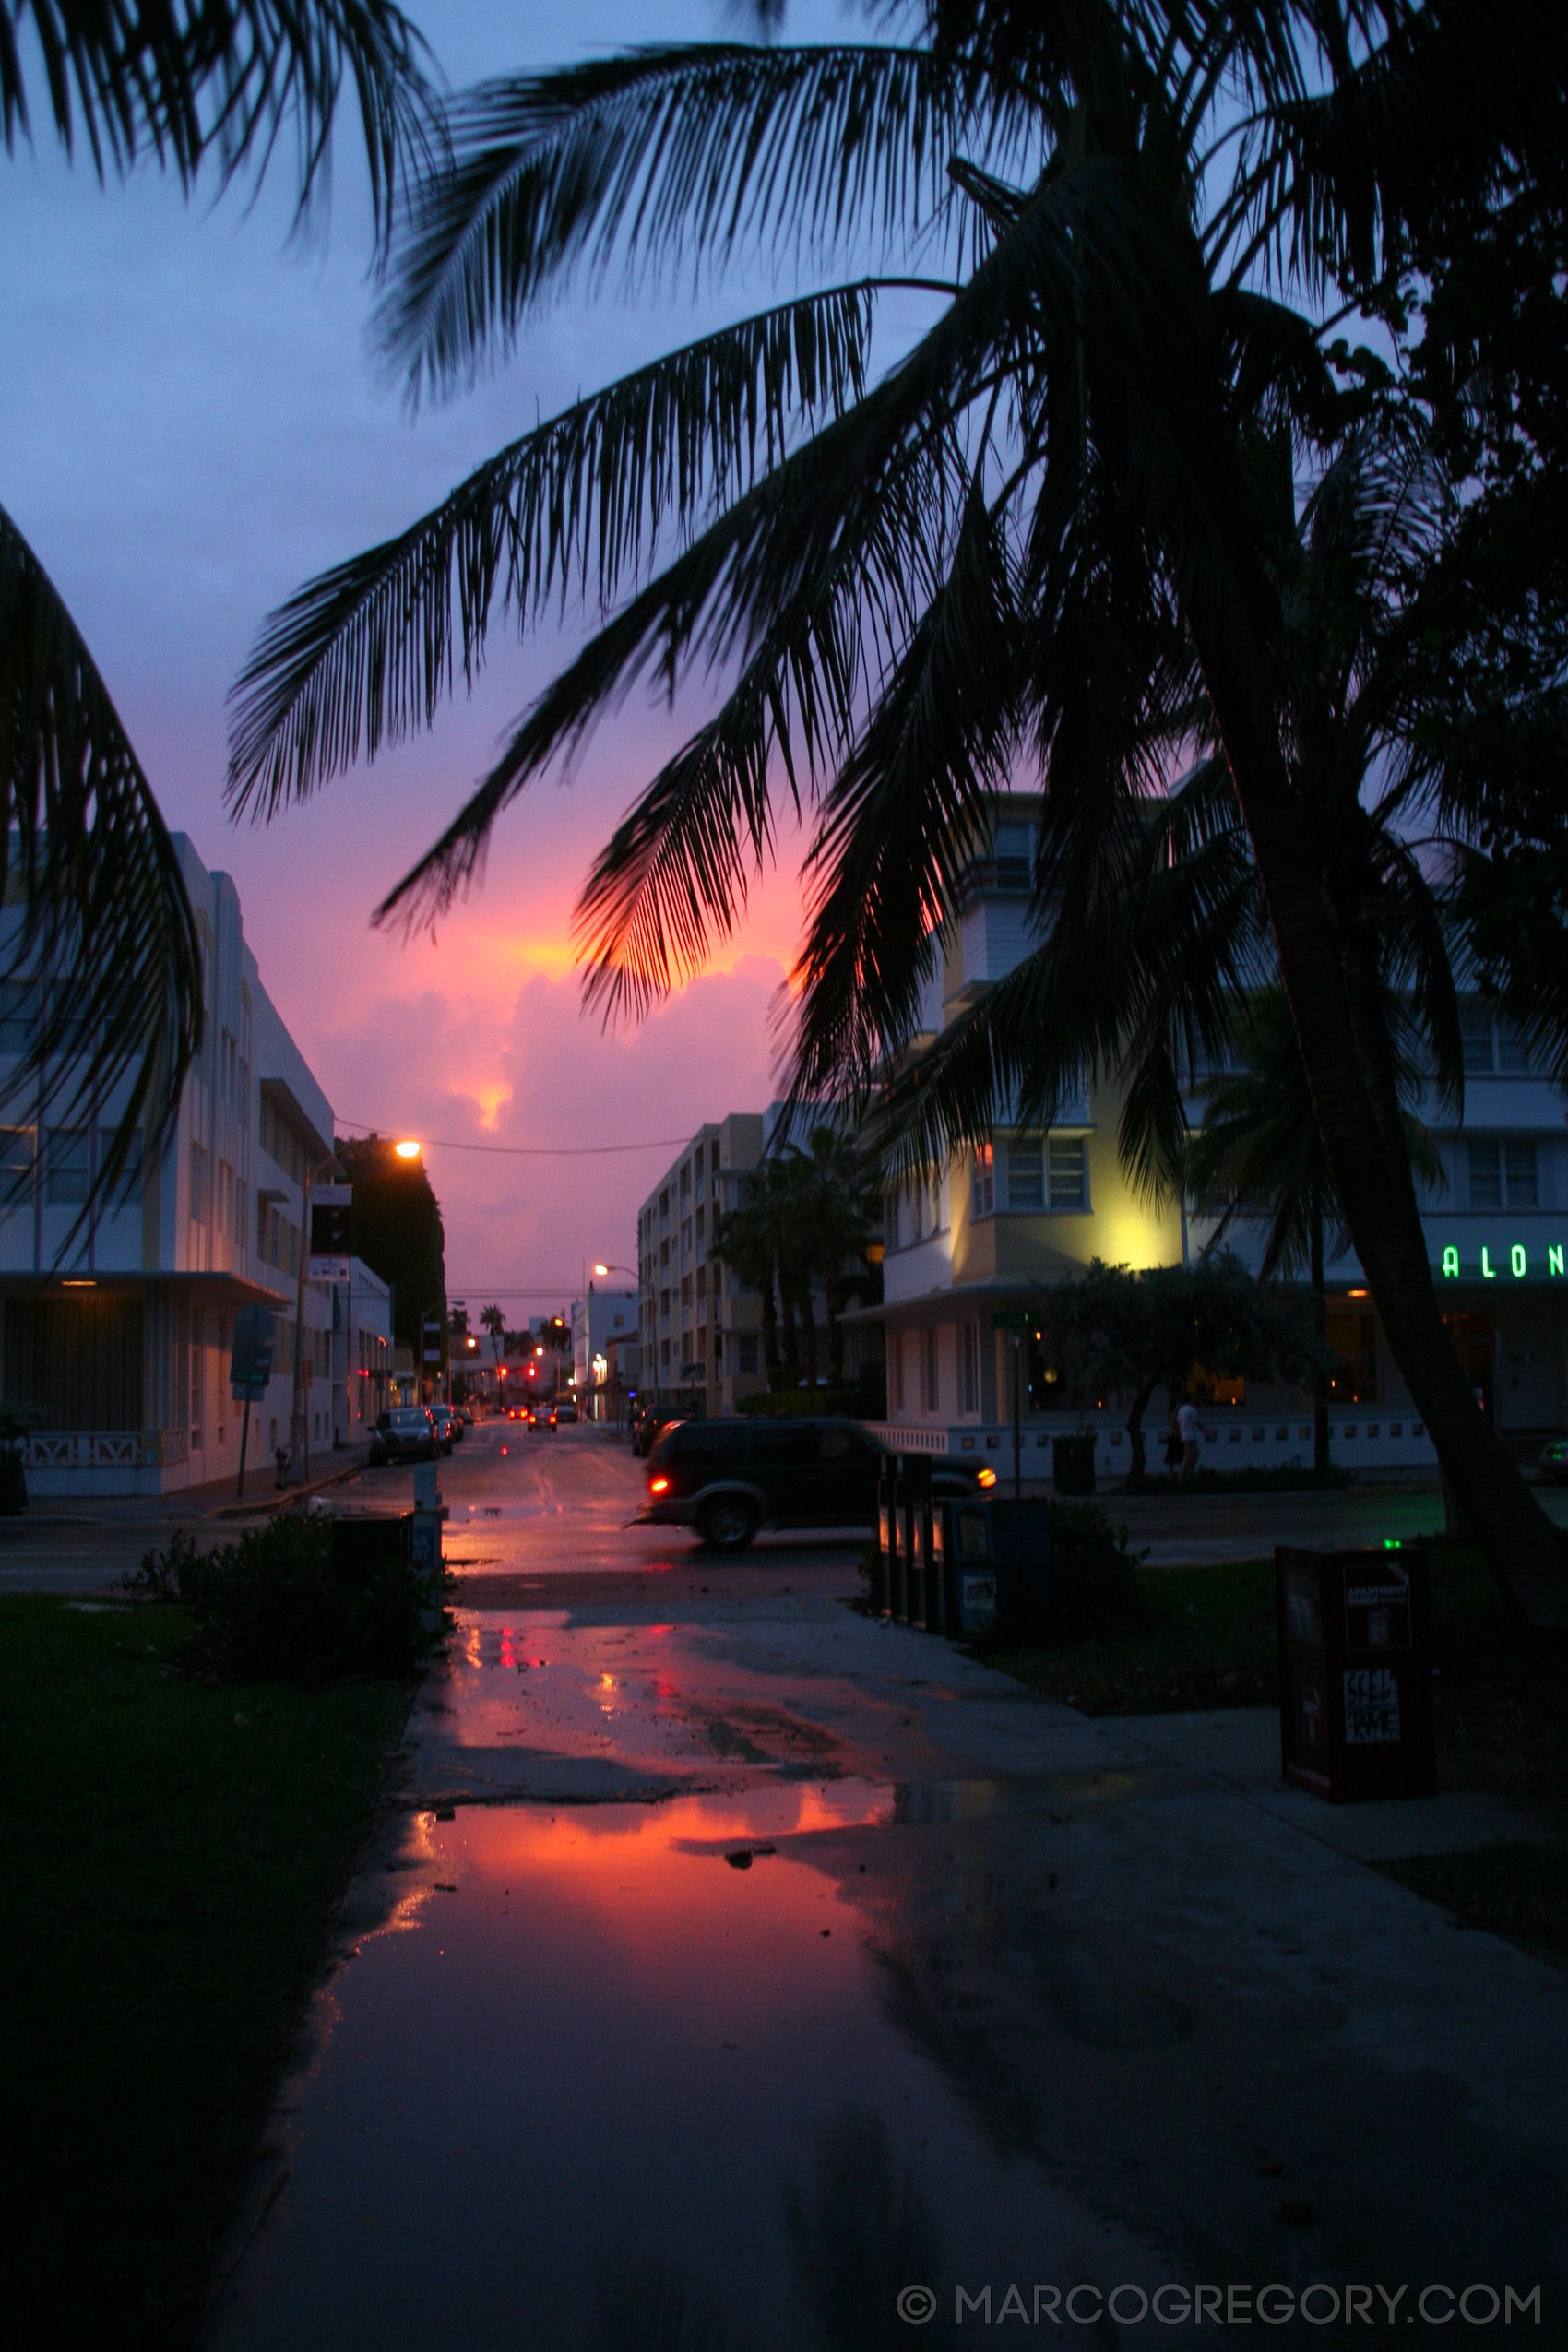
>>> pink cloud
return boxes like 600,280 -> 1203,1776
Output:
309,956 -> 789,1305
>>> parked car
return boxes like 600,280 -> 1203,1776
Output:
368,1406 -> 438,1467
631,1408 -> 666,1457
528,1402 -> 558,1431
1538,1436 -> 1568,1486
643,1416 -> 994,1552
555,1399 -> 578,1424
430,1406 -> 458,1455
459,1405 -> 476,1427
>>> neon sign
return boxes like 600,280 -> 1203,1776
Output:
1440,1243 -> 1565,1281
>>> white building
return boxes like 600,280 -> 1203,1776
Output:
571,1286 -> 637,1420
0,835 -> 391,1494
860,801 -> 1568,1479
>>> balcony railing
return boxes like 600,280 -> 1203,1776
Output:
23,1429 -> 189,1469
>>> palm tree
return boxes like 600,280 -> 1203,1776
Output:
2,3 -> 435,1213
225,5 -> 1568,1621
1184,991 -> 1443,1478
800,1126 -> 879,1388
713,1170 -> 784,1390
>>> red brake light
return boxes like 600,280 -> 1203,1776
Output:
649,1476 -> 669,1494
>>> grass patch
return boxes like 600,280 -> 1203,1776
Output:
987,1553 -> 1281,1714
1380,1844 -> 1568,1966
0,1596 -> 414,2350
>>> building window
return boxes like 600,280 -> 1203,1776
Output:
0,978 -> 37,1050
922,1327 -> 939,1414
1461,1004 -> 1536,1076
969,1144 -> 994,1219
736,1332 -> 759,1375
1006,1137 -> 1044,1212
961,1321 -> 980,1415
891,1330 -> 906,1414
45,1126 -> 90,1206
1504,1139 -> 1538,1207
1048,1136 -> 1087,1209
1,1125 -> 36,1209
189,1140 -> 209,1223
95,1126 -> 143,1210
1467,1139 -> 1537,1208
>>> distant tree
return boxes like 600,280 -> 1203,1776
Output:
1183,991 -> 1443,1476
714,1169 -> 783,1389
800,1127 -> 880,1388
1034,1255 -> 1319,1493
335,1134 -> 445,1352
481,1303 -> 505,1369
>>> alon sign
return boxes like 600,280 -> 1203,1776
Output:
1438,1241 -> 1565,1282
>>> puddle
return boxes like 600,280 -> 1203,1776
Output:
212,1789 -> 1169,2352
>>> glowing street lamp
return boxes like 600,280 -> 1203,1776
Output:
395,1138 -> 421,1160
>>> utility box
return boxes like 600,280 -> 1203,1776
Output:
944,1496 -> 1051,1635
1275,1543 -> 1436,1802
330,1511 -> 410,1580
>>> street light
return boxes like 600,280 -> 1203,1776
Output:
395,1138 -> 421,1159
594,1261 -> 636,1278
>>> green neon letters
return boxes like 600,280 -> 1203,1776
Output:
1439,1241 -> 1565,1279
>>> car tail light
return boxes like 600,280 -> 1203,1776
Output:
976,1467 -> 997,1489
501,1444 -> 508,1456
649,1476 -> 669,1494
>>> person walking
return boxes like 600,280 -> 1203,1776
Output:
1177,1397 -> 1200,1488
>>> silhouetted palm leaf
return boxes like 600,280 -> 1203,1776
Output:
0,505 -> 201,1228
0,0 -> 439,247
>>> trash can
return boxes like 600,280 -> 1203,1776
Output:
330,1511 -> 411,1579
1051,1433 -> 1097,1496
944,1496 -> 1051,1635
1275,1543 -> 1436,1801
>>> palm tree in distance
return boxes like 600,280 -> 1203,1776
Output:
1184,992 -> 1443,1479
713,1167 -> 785,1391
226,4 -> 1568,1620
481,1302 -> 506,1391
1,3 -> 435,1218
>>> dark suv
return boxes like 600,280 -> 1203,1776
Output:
643,1416 -> 994,1552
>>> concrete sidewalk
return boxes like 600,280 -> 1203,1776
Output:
207,1588 -> 1568,2350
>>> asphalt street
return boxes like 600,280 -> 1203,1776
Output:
192,1422 -> 1566,2350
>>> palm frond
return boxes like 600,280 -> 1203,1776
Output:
227,282 -> 875,814
0,504 -> 201,1238
377,41 -> 1044,396
0,1 -> 440,248
786,479 -> 1022,1104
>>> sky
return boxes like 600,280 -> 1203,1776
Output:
0,0 -> 907,1312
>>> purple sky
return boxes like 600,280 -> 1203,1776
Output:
2,1 -> 914,1310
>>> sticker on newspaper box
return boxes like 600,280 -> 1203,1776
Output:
1343,1666 -> 1401,1744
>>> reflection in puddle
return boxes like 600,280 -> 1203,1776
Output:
214,1790 -> 1167,2352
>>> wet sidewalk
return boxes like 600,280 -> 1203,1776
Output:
206,1578 -> 1568,2349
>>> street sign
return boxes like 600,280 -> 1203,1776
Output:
992,1309 -> 1031,1333
230,1303 -> 275,1398
309,1185 -> 352,1279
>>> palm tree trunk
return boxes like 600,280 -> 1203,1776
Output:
802,1291 -> 820,1392
759,1269 -> 783,1391
780,1283 -> 801,1385
826,1277 -> 847,1387
1310,1216 -> 1330,1480
1197,623 -> 1568,1623
1123,1374 -> 1158,1494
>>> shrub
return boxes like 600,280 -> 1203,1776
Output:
992,1503 -> 1145,1645
118,1513 -> 443,1681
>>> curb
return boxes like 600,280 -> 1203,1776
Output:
205,1459 -> 367,1523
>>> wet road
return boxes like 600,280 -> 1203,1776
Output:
201,1424 -> 1568,2349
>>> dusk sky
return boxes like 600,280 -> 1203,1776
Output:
1,0 -> 926,1313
